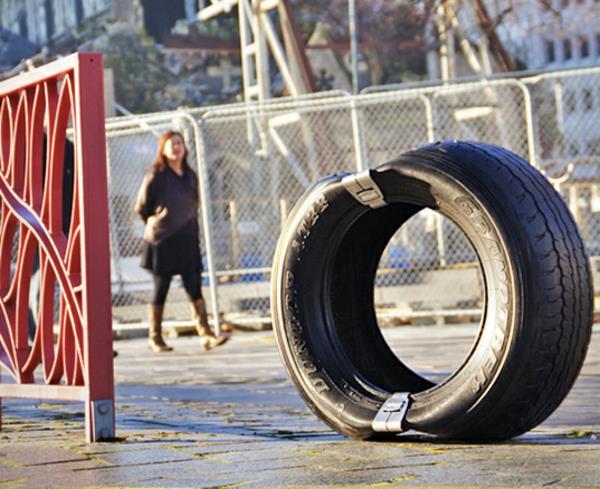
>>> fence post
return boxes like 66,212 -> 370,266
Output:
513,80 -> 539,168
350,96 -> 367,171
420,94 -> 436,144
106,151 -> 126,298
179,111 -> 223,335
419,94 -> 446,266
74,54 -> 115,442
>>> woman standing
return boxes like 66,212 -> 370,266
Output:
135,130 -> 228,352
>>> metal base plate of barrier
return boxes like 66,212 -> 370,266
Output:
91,400 -> 115,441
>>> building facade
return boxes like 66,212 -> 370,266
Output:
0,0 -> 112,49
447,0 -> 600,162
518,0 -> 600,160
509,0 -> 600,70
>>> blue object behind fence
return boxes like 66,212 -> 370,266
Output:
240,253 -> 264,282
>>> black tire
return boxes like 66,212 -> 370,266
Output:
271,141 -> 593,441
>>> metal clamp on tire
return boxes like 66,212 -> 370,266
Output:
372,393 -> 411,433
271,141 -> 593,441
341,169 -> 387,209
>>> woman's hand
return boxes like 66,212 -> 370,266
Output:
154,206 -> 168,219
144,206 -> 168,242
147,206 -> 168,227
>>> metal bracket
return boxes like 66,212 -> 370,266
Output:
341,169 -> 387,209
91,400 -> 115,441
371,392 -> 411,433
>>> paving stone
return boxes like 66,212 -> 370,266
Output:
1,326 -> 600,487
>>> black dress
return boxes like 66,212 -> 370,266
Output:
141,218 -> 202,276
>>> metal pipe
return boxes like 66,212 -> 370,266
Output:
349,0 -> 359,94
350,97 -> 366,171
420,94 -> 446,267
229,200 -> 241,268
177,111 -> 223,336
513,80 -> 538,168
113,101 -> 162,137
419,94 -> 435,143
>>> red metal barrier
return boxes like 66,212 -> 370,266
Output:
0,53 -> 114,441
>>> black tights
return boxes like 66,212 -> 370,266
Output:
151,270 -> 202,305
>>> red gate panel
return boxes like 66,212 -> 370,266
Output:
0,53 -> 114,442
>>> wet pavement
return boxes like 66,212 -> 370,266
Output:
1,324 -> 600,488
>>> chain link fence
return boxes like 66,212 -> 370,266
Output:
106,65 -> 600,329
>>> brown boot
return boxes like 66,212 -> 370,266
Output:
148,304 -> 173,352
219,317 -> 234,333
190,298 -> 229,350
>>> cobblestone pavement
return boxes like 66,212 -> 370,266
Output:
1,324 -> 600,488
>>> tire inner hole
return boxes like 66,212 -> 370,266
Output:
374,208 -> 485,384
